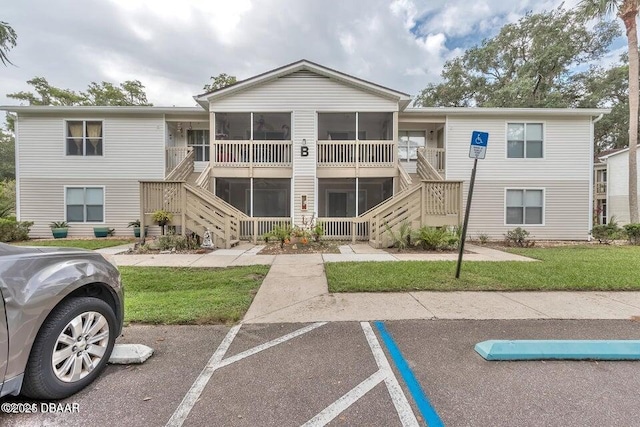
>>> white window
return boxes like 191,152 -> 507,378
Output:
188,130 -> 210,161
66,187 -> 104,222
398,131 -> 425,162
507,123 -> 543,158
66,121 -> 103,156
506,189 -> 543,225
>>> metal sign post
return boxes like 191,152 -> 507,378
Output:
456,131 -> 488,279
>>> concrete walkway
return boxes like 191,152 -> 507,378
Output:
102,242 -> 640,322
109,242 -> 534,266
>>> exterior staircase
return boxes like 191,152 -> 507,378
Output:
140,147 -> 462,249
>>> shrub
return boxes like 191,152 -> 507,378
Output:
591,216 -> 623,244
385,221 -> 412,251
311,221 -> 324,242
623,223 -> 640,245
157,232 -> 200,251
0,216 -> 34,242
0,180 -> 16,218
414,226 -> 458,251
477,232 -> 489,245
504,227 -> 534,247
264,223 -> 293,248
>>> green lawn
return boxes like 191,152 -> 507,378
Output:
121,266 -> 269,324
14,239 -> 134,250
327,246 -> 640,292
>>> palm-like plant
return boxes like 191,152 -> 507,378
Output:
0,21 -> 17,66
579,0 -> 639,223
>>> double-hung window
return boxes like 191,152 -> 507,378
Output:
66,121 -> 103,156
66,187 -> 104,222
188,130 -> 210,161
506,189 -> 543,225
507,123 -> 543,158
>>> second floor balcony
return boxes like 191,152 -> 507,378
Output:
316,140 -> 395,168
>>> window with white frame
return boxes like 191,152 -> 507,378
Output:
188,129 -> 210,161
66,121 -> 103,156
66,187 -> 104,222
398,131 -> 425,162
506,189 -> 543,225
507,123 -> 543,158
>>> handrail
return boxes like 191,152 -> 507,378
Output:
165,147 -> 192,174
398,163 -> 413,191
195,162 -> 212,190
166,148 -> 195,181
184,183 -> 249,219
358,185 -> 421,220
417,148 -> 443,181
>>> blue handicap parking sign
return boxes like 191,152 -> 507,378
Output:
469,131 -> 488,159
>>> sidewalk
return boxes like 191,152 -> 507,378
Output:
108,242 -> 534,266
103,243 -> 640,322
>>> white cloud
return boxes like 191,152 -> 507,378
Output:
0,0 -> 622,111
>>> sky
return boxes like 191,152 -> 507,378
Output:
0,0 -> 628,109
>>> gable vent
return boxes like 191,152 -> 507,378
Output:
280,70 -> 329,80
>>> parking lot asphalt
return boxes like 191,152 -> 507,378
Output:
2,320 -> 640,427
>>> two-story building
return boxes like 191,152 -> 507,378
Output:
3,60 -> 608,247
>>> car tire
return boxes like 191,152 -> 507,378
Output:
21,296 -> 117,399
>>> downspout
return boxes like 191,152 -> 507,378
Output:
588,114 -> 604,240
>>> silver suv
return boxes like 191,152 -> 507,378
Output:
0,243 -> 124,399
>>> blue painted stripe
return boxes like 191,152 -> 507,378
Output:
374,321 -> 444,427
475,339 -> 640,361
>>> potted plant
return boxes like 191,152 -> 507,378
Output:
127,220 -> 148,238
93,227 -> 114,238
50,221 -> 69,239
152,210 -> 173,235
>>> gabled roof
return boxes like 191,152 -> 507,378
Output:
598,144 -> 640,160
402,107 -> 611,117
194,59 -> 412,108
0,106 -> 207,114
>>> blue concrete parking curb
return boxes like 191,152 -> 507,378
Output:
475,340 -> 640,361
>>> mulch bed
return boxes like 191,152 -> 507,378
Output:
258,241 -> 342,255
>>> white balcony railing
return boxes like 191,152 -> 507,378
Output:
211,140 -> 292,167
317,140 -> 395,167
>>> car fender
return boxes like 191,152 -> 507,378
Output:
2,254 -> 122,381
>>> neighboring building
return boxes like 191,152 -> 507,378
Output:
598,145 -> 640,225
593,159 -> 608,225
2,60 -> 609,246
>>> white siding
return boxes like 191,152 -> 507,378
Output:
210,70 -> 398,224
16,113 -> 166,237
606,149 -> 640,224
447,115 -> 592,240
17,114 -> 165,179
446,115 -> 591,181
20,178 -> 160,238
463,180 -> 590,240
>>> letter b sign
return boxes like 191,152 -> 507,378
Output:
301,146 -> 309,157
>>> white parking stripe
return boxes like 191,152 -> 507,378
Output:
166,322 -> 327,427
361,322 -> 420,427
166,324 -> 242,427
216,322 -> 327,369
302,370 -> 387,427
